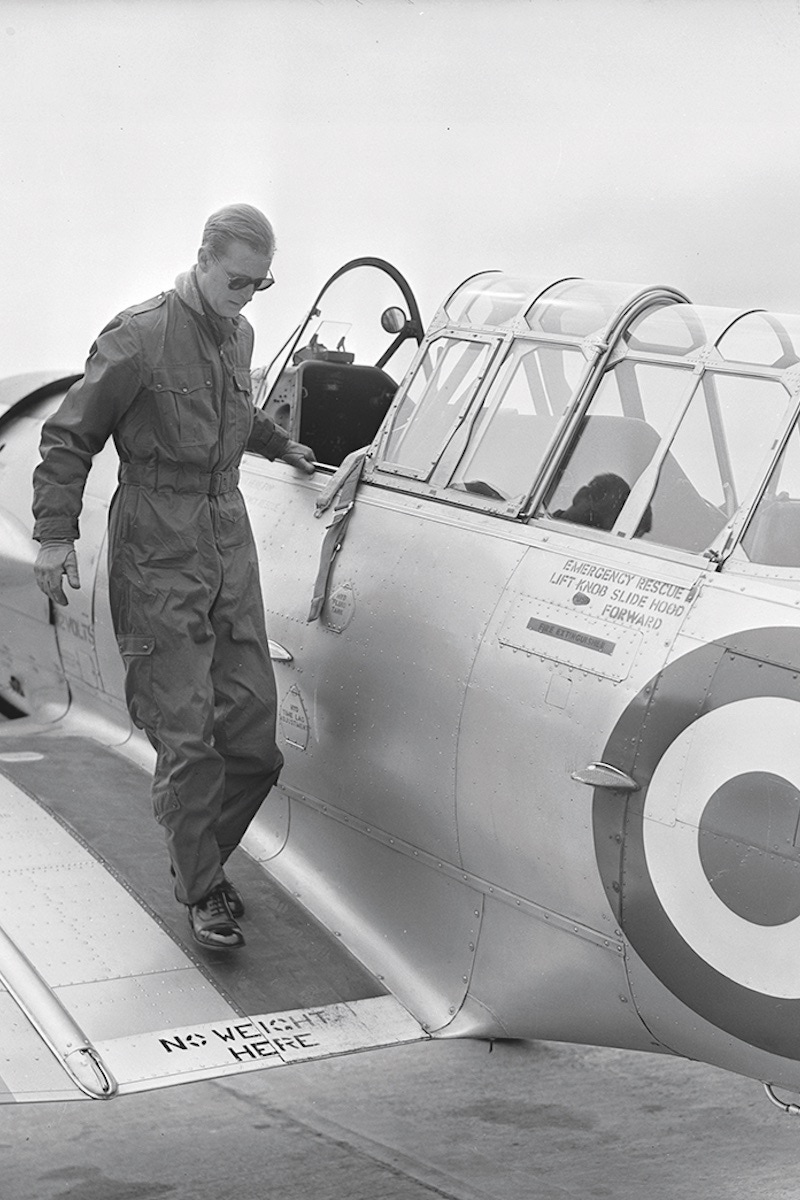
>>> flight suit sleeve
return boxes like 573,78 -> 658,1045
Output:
246,408 -> 293,460
236,316 -> 291,461
32,315 -> 143,543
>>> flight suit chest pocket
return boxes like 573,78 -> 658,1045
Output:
152,364 -> 217,447
233,366 -> 252,397
232,366 -> 256,444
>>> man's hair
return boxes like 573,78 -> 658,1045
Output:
200,203 -> 276,259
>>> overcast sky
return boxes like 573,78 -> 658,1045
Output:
2,0 -> 800,376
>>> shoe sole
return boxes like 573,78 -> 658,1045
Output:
189,927 -> 245,951
188,913 -> 245,951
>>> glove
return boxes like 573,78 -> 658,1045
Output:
280,441 -> 316,475
34,541 -> 81,606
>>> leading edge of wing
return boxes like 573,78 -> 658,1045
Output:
0,740 -> 427,1102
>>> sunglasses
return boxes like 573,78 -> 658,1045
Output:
216,260 -> 275,292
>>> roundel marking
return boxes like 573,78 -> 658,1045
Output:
593,628 -> 800,1059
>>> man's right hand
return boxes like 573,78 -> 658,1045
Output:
34,541 -> 81,606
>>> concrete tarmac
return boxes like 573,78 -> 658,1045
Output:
3,1035 -> 800,1200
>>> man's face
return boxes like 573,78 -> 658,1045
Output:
196,239 -> 273,319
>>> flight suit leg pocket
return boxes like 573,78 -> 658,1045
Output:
116,634 -> 157,733
216,491 -> 251,551
152,785 -> 181,824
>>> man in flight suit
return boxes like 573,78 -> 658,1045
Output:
32,203 -> 315,950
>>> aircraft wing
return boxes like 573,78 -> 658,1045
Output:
0,729 -> 426,1102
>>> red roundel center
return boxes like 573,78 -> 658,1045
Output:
698,771 -> 800,927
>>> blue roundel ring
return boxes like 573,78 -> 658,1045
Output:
593,627 -> 800,1059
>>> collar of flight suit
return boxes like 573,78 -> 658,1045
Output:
174,267 -> 238,348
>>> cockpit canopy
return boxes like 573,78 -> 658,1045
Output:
368,272 -> 800,575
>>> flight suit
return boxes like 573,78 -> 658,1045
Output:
33,269 -> 290,905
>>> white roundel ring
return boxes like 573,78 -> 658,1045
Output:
643,696 -> 800,998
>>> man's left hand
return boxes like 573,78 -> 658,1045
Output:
280,441 -> 316,474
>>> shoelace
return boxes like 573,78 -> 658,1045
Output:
201,888 -> 230,919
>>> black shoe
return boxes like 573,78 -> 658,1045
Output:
220,875 -> 245,919
188,886 -> 245,950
